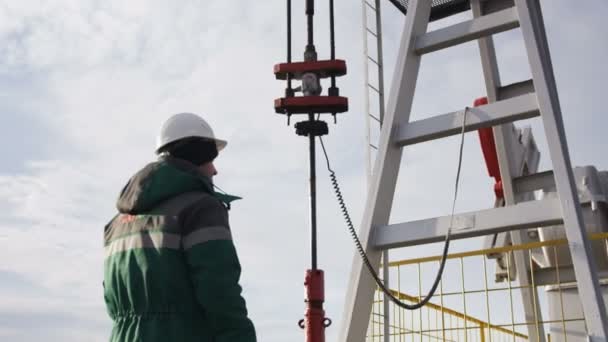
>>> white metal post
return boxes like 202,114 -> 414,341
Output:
514,0 -> 608,339
382,251 -> 389,342
471,1 -> 545,340
339,1 -> 432,341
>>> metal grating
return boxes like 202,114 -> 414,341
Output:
388,0 -> 471,22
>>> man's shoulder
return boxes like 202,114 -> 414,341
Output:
173,192 -> 229,234
155,191 -> 221,215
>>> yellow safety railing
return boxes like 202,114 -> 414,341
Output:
367,232 -> 608,341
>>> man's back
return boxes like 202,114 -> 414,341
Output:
104,157 -> 256,342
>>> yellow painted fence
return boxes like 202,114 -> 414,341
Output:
366,233 -> 608,341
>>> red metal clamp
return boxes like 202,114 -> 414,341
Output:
274,59 -> 347,80
274,60 -> 349,115
275,96 -> 348,115
298,269 -> 331,342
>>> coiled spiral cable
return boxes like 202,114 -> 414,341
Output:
318,107 -> 468,310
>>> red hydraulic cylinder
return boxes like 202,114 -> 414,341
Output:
300,269 -> 331,342
475,96 -> 504,199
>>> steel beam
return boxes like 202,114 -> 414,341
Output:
395,93 -> 539,146
498,79 -> 535,100
533,267 -> 608,287
339,1 -> 432,341
473,1 -> 544,338
415,7 -> 519,55
515,0 -> 608,339
513,170 -> 555,194
382,251 -> 389,342
374,198 -> 563,249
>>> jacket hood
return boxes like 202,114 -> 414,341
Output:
116,156 -> 214,214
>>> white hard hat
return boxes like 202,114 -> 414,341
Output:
156,113 -> 227,154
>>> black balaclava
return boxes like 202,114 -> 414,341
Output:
165,138 -> 218,166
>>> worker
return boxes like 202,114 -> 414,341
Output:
103,113 -> 257,342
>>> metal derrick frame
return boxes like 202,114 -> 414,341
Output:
343,1 -> 608,341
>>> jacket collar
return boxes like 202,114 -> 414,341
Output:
162,155 -> 242,209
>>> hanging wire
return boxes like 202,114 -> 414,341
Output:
318,107 -> 469,310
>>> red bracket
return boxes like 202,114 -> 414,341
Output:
275,96 -> 348,115
475,97 -> 504,199
274,59 -> 347,80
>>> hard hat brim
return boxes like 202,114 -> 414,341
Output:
215,138 -> 227,151
156,136 -> 228,155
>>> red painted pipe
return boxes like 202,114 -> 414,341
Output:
300,269 -> 330,342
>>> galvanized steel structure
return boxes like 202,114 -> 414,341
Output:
350,0 -> 608,341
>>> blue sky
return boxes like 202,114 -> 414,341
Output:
1,1 -> 607,341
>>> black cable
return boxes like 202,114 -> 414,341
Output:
316,107 -> 469,309
318,136 -> 452,310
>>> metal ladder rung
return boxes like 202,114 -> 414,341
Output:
367,55 -> 380,66
374,197 -> 563,250
535,267 -> 608,287
395,93 -> 539,147
368,113 -> 381,123
367,83 -> 381,94
364,1 -> 376,12
497,79 -> 535,100
366,27 -> 378,38
415,7 -> 520,55
513,170 -> 554,194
